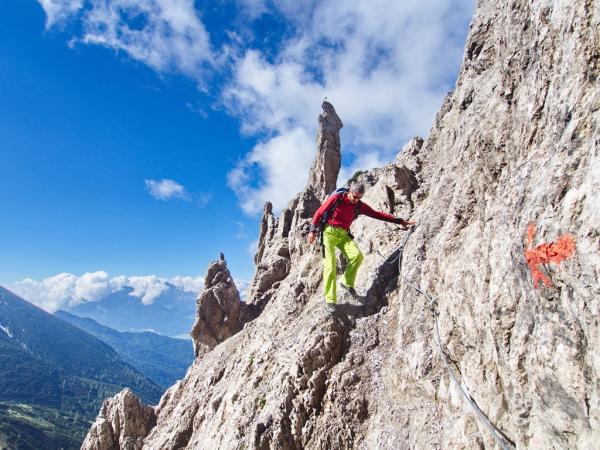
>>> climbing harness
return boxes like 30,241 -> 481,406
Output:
366,225 -> 515,450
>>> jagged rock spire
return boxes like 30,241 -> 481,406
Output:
254,202 -> 276,265
190,255 -> 257,356
307,100 -> 343,199
248,103 -> 344,302
81,388 -> 155,450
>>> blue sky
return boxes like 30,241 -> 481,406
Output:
1,0 -> 474,311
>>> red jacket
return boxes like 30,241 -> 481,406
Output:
311,192 -> 396,231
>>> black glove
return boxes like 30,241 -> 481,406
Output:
394,217 -> 416,230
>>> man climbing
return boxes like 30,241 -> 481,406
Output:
307,182 -> 414,314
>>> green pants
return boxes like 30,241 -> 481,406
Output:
323,225 -> 364,304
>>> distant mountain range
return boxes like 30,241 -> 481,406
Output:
0,286 -> 162,450
65,285 -> 197,338
56,311 -> 194,388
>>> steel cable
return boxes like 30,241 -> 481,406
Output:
363,224 -> 515,449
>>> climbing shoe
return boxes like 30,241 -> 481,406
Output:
339,283 -> 358,298
325,302 -> 337,315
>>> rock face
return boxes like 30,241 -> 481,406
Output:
190,254 -> 257,355
82,1 -> 600,449
247,101 -> 342,304
81,388 -> 156,450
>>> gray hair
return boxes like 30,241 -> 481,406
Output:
349,182 -> 365,195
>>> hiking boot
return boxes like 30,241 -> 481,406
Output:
339,283 -> 358,298
325,302 -> 337,315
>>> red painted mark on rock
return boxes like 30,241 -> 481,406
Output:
524,222 -> 576,288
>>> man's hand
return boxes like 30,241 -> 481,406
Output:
308,231 -> 317,244
394,218 -> 416,230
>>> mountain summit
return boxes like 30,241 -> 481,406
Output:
82,1 -> 599,448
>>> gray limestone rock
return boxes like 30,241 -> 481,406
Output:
307,100 -> 343,200
190,255 -> 257,355
254,202 -> 276,266
82,0 -> 600,448
248,101 -> 342,302
81,388 -> 155,450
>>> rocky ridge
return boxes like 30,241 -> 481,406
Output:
82,0 -> 599,448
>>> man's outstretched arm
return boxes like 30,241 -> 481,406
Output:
358,202 -> 415,230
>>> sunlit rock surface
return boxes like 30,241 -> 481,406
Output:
82,0 -> 599,448
81,389 -> 156,450
190,254 -> 257,356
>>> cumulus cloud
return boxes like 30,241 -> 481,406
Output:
37,0 -> 474,214
223,0 -> 475,213
145,178 -> 190,201
10,272 -> 204,312
169,275 -> 204,294
38,0 -> 214,77
12,271 -> 113,312
338,152 -> 388,189
228,127 -> 313,214
126,275 -> 169,305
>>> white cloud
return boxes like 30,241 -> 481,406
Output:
223,0 -> 475,213
38,0 -> 83,27
12,271 -> 114,312
186,102 -> 209,118
234,0 -> 269,20
145,178 -> 190,201
247,239 -> 258,256
227,127 -> 314,214
338,152 -> 388,187
38,0 -> 214,77
169,275 -> 203,294
145,179 -> 212,206
73,271 -> 114,300
10,272 -> 204,312
195,192 -> 213,208
126,275 -> 168,305
234,221 -> 247,240
37,0 -> 475,215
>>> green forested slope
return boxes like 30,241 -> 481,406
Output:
56,310 -> 193,388
0,286 -> 162,449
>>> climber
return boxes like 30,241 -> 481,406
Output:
307,181 -> 414,314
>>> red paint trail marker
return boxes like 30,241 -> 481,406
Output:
524,222 -> 576,288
